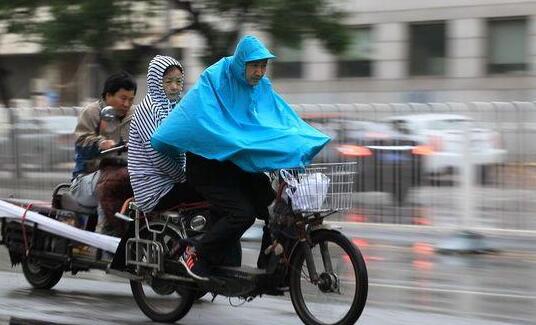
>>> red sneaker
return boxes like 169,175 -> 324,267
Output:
180,246 -> 209,281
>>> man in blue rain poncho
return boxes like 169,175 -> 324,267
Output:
152,35 -> 330,280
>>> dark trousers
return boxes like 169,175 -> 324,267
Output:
186,153 -> 275,267
153,182 -> 204,211
95,166 -> 133,236
192,185 -> 257,266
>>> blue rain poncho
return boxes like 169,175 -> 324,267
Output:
151,35 -> 330,172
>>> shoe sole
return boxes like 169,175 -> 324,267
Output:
179,258 -> 209,281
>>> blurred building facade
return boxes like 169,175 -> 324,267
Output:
1,0 -> 536,106
270,0 -> 536,104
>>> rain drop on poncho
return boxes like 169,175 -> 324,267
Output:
151,35 -> 330,172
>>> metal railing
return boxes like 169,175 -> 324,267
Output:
1,103 -> 535,234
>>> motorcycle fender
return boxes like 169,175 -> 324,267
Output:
0,218 -> 27,266
138,221 -> 183,238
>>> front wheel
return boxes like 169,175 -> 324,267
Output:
289,230 -> 368,325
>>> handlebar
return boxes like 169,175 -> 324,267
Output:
100,144 -> 127,155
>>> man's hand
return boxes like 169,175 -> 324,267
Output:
99,139 -> 117,150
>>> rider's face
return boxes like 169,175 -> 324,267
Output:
162,67 -> 183,101
105,88 -> 135,117
245,60 -> 268,86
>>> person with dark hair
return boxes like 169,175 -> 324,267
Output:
73,71 -> 137,178
100,72 -> 138,105
69,71 -> 137,238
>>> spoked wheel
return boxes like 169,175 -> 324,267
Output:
289,230 -> 368,325
129,223 -> 196,322
21,257 -> 63,289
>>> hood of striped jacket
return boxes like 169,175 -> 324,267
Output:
146,55 -> 184,114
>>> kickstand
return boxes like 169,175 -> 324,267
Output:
210,293 -> 218,303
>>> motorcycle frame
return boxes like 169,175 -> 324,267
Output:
124,200 -> 338,298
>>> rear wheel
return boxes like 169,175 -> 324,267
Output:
21,257 -> 63,289
289,230 -> 368,325
130,280 -> 195,322
129,223 -> 195,322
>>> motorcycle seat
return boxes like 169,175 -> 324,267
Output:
122,199 -> 210,215
60,192 -> 97,215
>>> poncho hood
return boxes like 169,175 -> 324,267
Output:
230,35 -> 276,85
151,35 -> 330,172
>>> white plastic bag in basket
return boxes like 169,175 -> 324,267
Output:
280,170 -> 330,212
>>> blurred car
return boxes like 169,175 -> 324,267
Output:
0,115 -> 78,170
306,116 -> 428,205
384,114 -> 506,184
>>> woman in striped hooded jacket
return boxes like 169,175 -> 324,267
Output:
128,55 -> 202,213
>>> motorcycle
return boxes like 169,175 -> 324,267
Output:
0,161 -> 368,325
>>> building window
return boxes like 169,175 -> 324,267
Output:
271,43 -> 303,79
487,17 -> 527,74
409,22 -> 446,76
336,27 -> 372,78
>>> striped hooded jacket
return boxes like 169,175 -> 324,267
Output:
128,55 -> 186,212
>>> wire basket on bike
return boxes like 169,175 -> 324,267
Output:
280,162 -> 357,213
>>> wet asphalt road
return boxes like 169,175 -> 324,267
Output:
0,223 -> 534,325
0,270 -> 523,325
1,170 -> 535,324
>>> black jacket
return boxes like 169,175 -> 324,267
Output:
186,153 -> 275,219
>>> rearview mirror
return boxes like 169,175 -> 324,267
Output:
100,106 -> 119,134
100,106 -> 117,121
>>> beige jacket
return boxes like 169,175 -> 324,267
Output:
75,100 -> 133,173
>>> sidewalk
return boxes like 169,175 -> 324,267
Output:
245,220 -> 536,253
330,221 -> 536,252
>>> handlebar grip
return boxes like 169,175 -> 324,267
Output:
114,212 -> 133,222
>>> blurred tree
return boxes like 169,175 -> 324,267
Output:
0,0 -> 350,104
163,0 -> 351,65
0,0 -> 160,74
0,0 -> 162,102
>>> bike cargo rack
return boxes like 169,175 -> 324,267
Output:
125,238 -> 164,272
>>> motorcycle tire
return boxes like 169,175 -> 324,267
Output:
130,280 -> 195,323
129,222 -> 196,322
289,229 -> 368,325
21,257 -> 63,289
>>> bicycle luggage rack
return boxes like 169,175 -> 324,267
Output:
124,201 -> 166,272
126,238 -> 164,272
